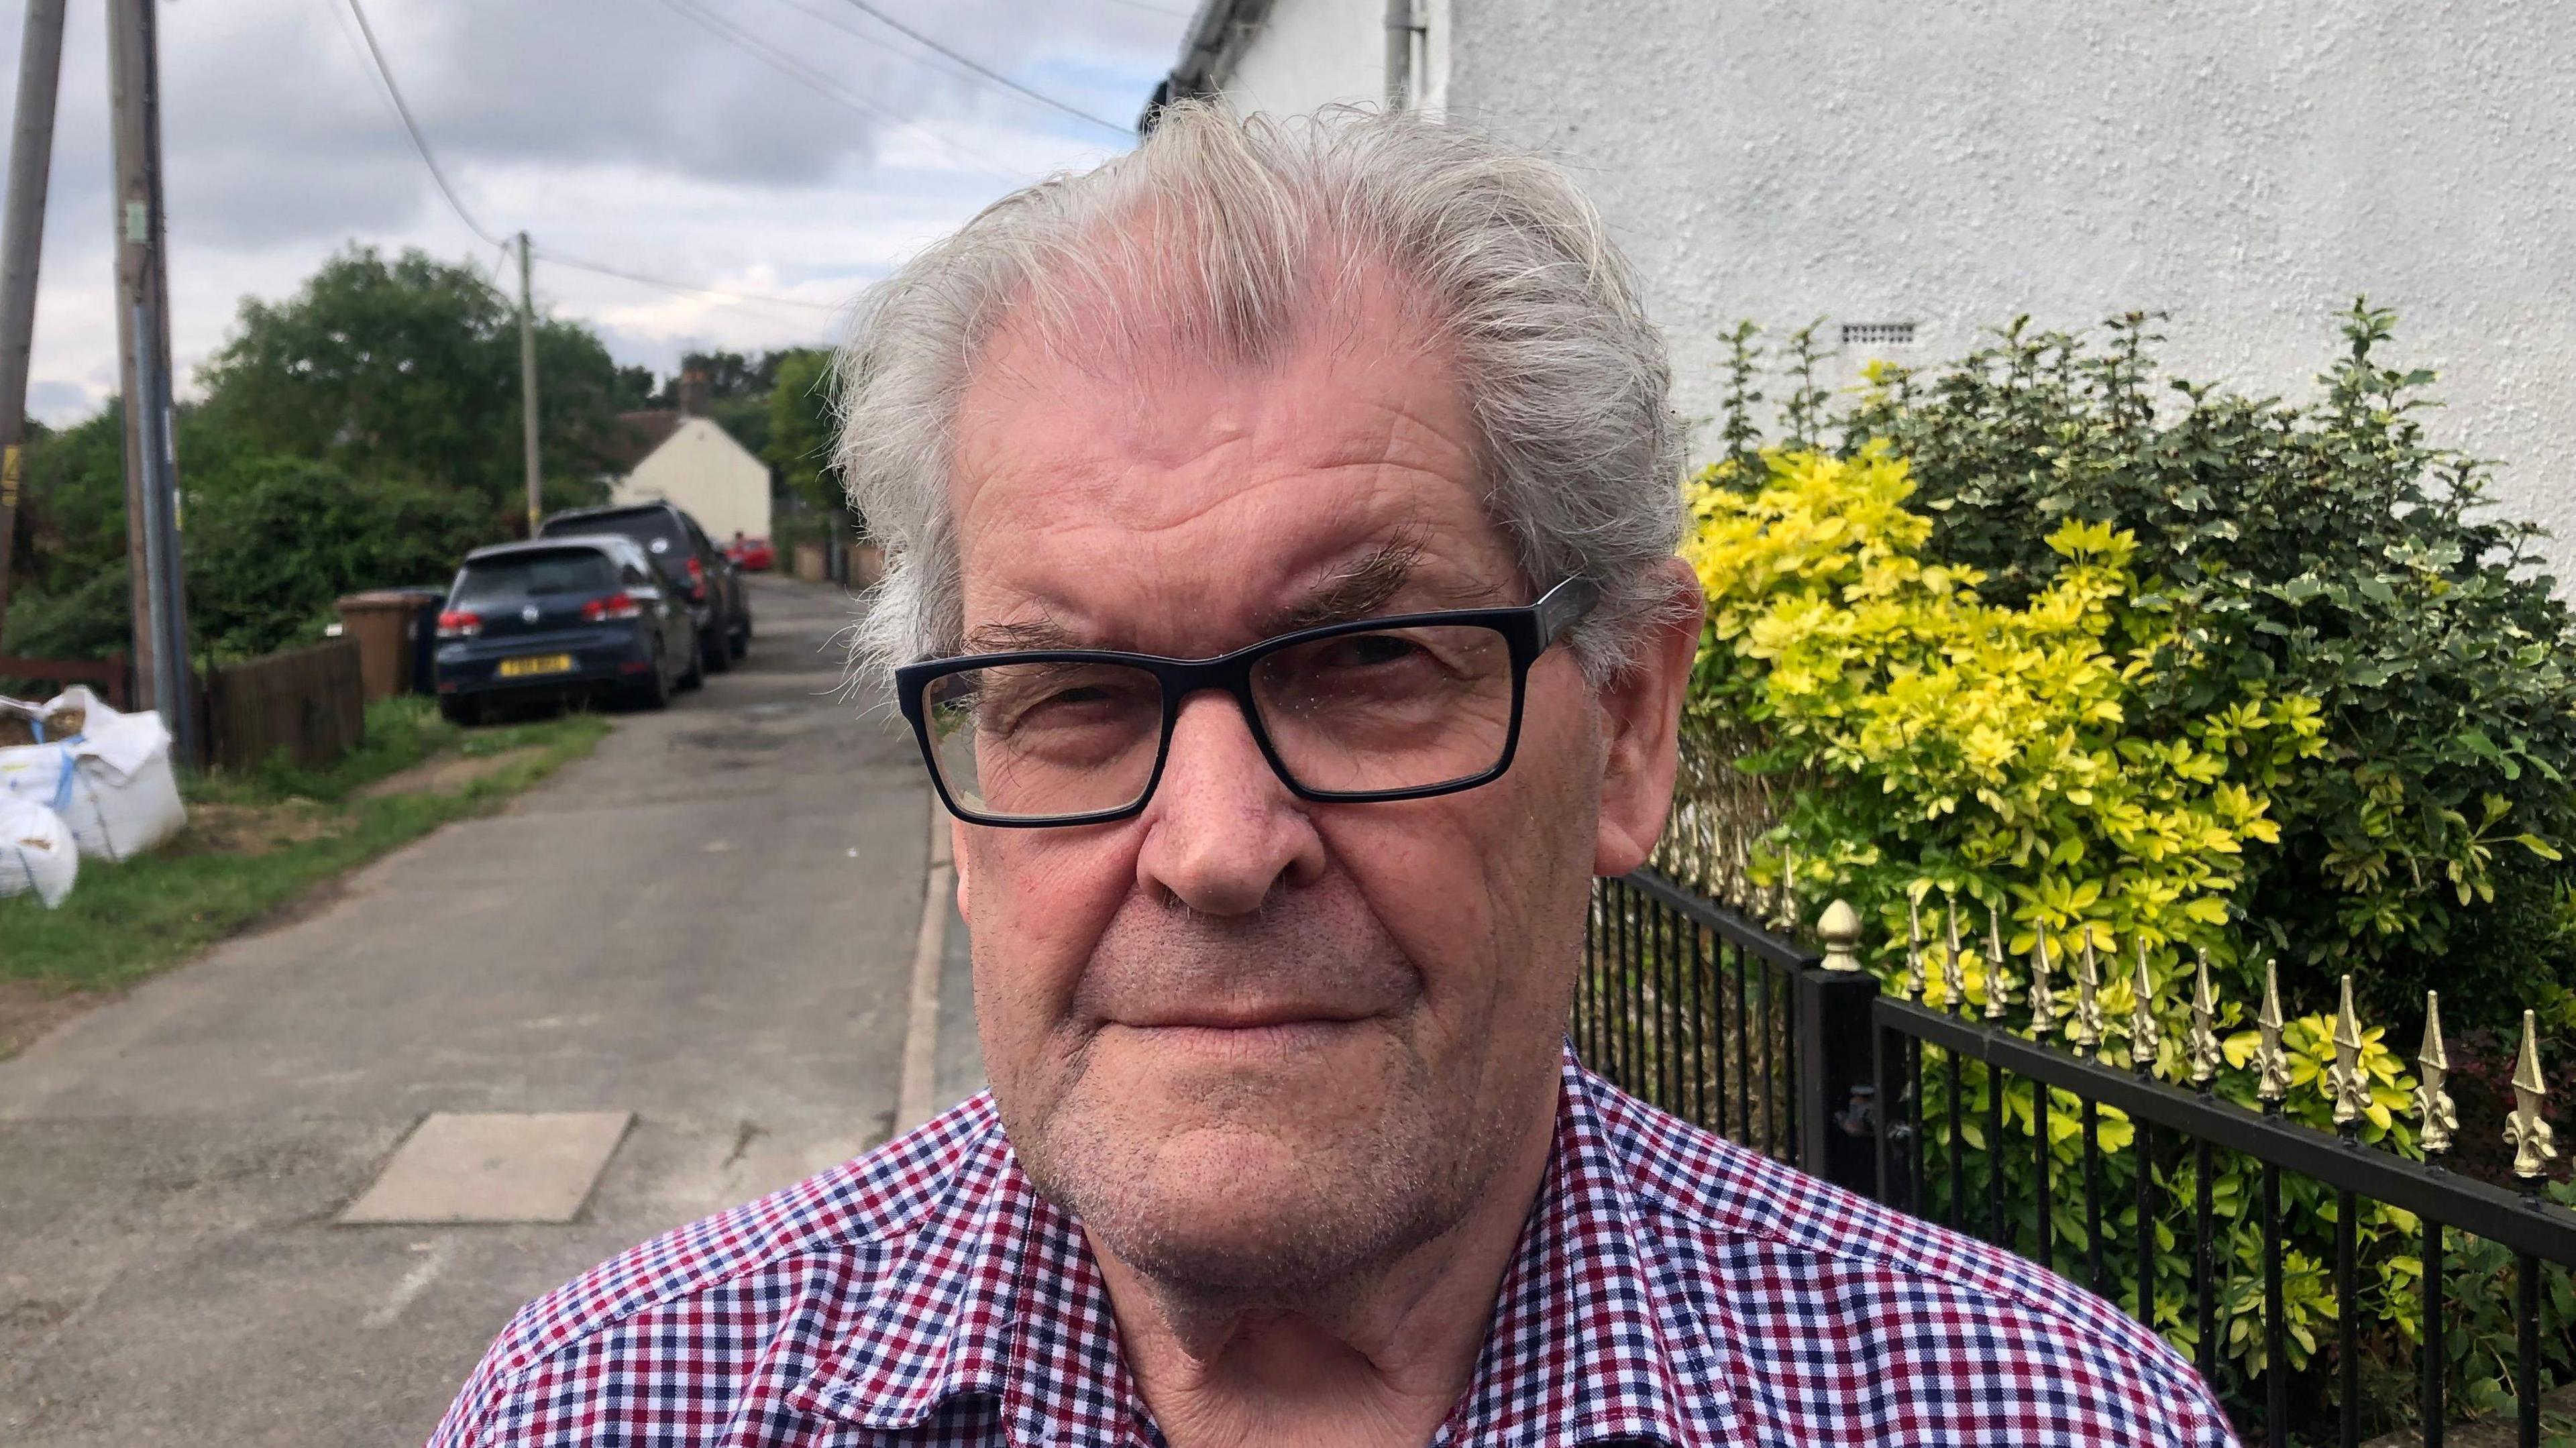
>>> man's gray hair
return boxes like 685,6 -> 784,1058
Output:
835,100 -> 1684,685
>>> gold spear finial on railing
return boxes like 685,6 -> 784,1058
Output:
2255,960 -> 2290,1109
2506,1009 -> 2557,1192
2074,934 -> 2104,1057
1904,894 -> 1926,1001
1817,899 -> 1862,973
2029,920 -> 2059,1040
2129,937 -> 2159,1074
2328,974 -> 2371,1133
2187,947 -> 2220,1089
2416,991 -> 2456,1158
1941,900 -> 1967,1015
1984,901 -> 2012,1022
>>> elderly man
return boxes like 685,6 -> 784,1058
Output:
434,105 -> 2234,1447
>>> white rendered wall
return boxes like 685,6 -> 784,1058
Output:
613,419 -> 773,544
1218,0 -> 1385,117
1421,1 -> 2576,586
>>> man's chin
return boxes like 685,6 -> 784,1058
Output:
1074,1126 -> 1436,1300
1015,1076 -> 1446,1302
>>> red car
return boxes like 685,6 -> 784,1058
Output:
724,536 -> 775,571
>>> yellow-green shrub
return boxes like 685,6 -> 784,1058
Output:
1677,445 -> 2510,1427
1684,444 -> 2323,1003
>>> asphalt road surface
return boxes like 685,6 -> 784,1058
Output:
0,575 -> 950,1446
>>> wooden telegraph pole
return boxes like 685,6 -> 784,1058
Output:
0,0 -> 68,641
519,231 -> 541,535
107,0 -> 190,754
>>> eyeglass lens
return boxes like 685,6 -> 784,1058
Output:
919,622 -> 1517,821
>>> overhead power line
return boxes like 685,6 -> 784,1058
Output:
341,0 -> 502,247
333,0 -> 847,317
756,0 -> 1130,139
653,0 -> 1024,177
535,248 -> 845,315
834,0 -> 1134,137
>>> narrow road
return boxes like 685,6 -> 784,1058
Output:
0,575 -> 943,1446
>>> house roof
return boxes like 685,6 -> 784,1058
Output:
1145,0 -> 1270,128
598,409 -> 684,474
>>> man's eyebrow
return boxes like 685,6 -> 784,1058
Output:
1261,541 -> 1428,635
965,617 -> 1082,653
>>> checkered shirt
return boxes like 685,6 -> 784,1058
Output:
431,1050 -> 2239,1447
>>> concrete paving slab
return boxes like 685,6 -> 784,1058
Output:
341,1111 -> 633,1224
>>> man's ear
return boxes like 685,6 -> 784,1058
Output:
1593,557 -> 1706,877
950,816 -> 971,920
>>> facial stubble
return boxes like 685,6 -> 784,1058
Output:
996,897 -> 1535,1315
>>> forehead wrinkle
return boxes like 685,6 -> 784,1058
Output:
965,536 -> 1507,662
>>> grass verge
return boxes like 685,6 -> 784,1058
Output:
1,696 -> 610,997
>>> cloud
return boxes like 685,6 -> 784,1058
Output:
2,0 -> 1183,423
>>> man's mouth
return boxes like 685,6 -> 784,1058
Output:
1101,1007 -> 1379,1061
1118,1003 -> 1375,1032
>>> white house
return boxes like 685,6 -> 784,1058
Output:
604,378 -> 773,544
1152,0 -> 2576,588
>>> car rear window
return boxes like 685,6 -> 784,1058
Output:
453,551 -> 617,603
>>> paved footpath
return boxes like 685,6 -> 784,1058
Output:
0,575 -> 947,1446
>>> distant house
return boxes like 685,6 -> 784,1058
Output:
1151,0 -> 2576,591
600,372 -> 772,543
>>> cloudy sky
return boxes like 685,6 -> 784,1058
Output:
3,0 -> 1190,424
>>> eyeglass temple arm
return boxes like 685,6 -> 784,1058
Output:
1534,576 -> 1601,644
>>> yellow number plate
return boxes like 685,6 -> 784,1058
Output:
497,654 -> 574,678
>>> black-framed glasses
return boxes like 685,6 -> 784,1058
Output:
895,577 -> 1599,828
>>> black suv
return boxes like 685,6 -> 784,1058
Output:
539,501 -> 751,673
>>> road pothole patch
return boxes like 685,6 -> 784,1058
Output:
340,1111 -> 632,1225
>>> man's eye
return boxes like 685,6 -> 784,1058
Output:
1316,634 -> 1425,670
988,673 -> 1149,733
1024,683 -> 1114,713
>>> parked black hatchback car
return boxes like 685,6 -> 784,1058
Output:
433,537 -> 696,724
537,501 -> 751,675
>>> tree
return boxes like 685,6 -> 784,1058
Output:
651,349 -> 784,406
185,455 -> 490,660
763,348 -> 841,516
4,245 -> 642,662
193,245 -> 624,518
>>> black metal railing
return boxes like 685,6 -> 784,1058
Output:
1576,871 -> 1883,1192
1576,869 -> 2576,1448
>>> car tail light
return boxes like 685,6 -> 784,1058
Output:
436,610 -> 482,638
686,556 -> 706,602
582,592 -> 643,622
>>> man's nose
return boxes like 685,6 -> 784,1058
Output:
1134,690 -> 1328,915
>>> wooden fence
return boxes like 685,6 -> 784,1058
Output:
203,639 -> 364,773
0,653 -> 129,711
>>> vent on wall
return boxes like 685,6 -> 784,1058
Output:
1840,321 -> 1917,348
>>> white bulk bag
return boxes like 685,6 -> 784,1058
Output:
0,687 -> 186,862
0,793 -> 78,907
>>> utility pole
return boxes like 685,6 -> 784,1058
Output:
0,0 -> 68,643
519,231 -> 541,535
108,0 -> 189,755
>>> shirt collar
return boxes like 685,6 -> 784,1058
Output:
791,1052 -> 1725,1448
